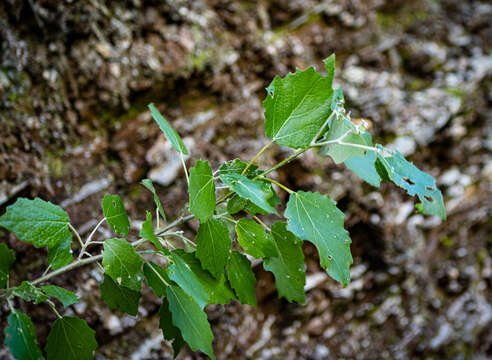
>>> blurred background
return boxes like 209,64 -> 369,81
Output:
0,0 -> 491,359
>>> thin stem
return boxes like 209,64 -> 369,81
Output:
78,218 -> 105,260
32,255 -> 104,285
41,265 -> 51,277
216,214 -> 237,225
31,239 -> 149,286
242,140 -> 274,175
261,148 -> 308,177
180,152 -> 189,185
7,298 -> 15,312
69,223 -> 84,248
47,300 -> 62,319
86,218 -> 106,244
259,177 -> 293,194
156,207 -> 160,230
155,214 -> 194,236
175,234 -> 196,248
310,111 -> 336,146
145,259 -> 170,286
253,215 -> 270,232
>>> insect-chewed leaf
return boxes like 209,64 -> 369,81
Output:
285,191 -> 352,286
4,311 -> 44,360
143,261 -> 170,297
226,251 -> 257,306
195,219 -> 231,278
166,285 -> 216,360
318,117 -> 367,164
139,211 -> 164,251
218,159 -> 260,178
376,149 -> 446,219
148,103 -> 188,155
102,194 -> 130,237
264,222 -> 306,303
41,285 -> 79,308
263,62 -> 334,149
0,198 -> 72,257
159,297 -> 185,357
13,282 -> 48,304
220,173 -> 278,214
141,178 -> 166,221
189,160 -> 216,222
99,274 -> 141,316
45,316 -> 97,360
235,218 -> 276,259
344,133 -> 381,187
102,238 -> 143,291
0,243 -> 15,288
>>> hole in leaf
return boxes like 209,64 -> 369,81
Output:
426,186 -> 434,191
424,195 -> 434,202
112,200 -> 117,207
402,177 -> 415,185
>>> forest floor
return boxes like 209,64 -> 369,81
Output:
0,0 -> 491,359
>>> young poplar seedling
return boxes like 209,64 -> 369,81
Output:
0,55 -> 445,359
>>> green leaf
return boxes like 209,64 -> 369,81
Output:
139,211 -> 164,251
102,194 -> 130,237
159,298 -> 184,357
263,65 -> 334,148
0,198 -> 72,252
376,149 -> 446,219
244,187 -> 281,215
195,219 -> 231,278
264,222 -> 306,303
47,236 -> 73,270
143,261 -> 170,297
220,173 -> 278,214
4,311 -> 44,360
235,218 -> 276,259
166,250 -> 235,307
189,160 -> 216,222
166,250 -> 209,309
166,285 -> 215,360
285,191 -> 352,286
344,133 -> 381,187
226,251 -> 257,306
323,54 -> 336,88
218,159 -> 260,178
148,103 -> 188,155
102,238 -> 143,291
99,274 -> 141,316
175,250 -> 236,305
45,316 -> 97,360
318,118 -> 367,164
0,243 -> 15,288
13,282 -> 48,304
41,285 -> 79,308
141,178 -> 166,222
226,195 -> 247,215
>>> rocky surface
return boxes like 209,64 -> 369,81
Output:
0,0 -> 491,359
